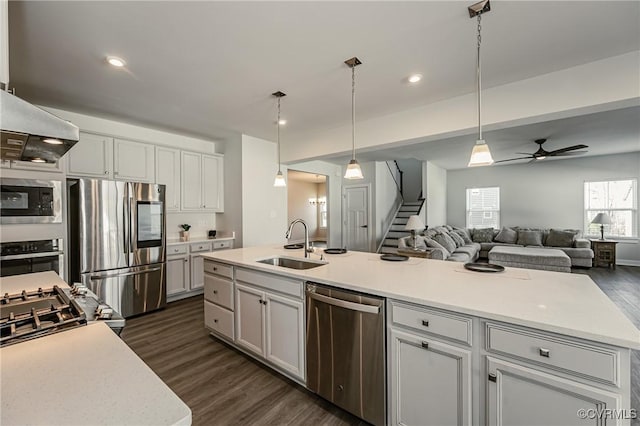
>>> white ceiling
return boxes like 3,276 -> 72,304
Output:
324,106 -> 640,170
8,1 -> 640,147
287,170 -> 327,184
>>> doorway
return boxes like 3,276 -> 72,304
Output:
286,170 -> 328,248
343,184 -> 371,252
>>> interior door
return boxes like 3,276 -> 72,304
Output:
343,185 -> 370,251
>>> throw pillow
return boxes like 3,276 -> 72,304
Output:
494,226 -> 518,244
472,228 -> 494,243
433,232 -> 457,253
517,230 -> 543,246
452,228 -> 473,244
448,231 -> 465,247
546,229 -> 577,248
424,237 -> 450,257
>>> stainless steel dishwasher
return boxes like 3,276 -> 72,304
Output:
306,282 -> 385,426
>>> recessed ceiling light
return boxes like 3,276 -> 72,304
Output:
278,119 -> 287,126
30,158 -> 46,163
42,138 -> 63,145
408,74 -> 422,84
106,56 -> 126,67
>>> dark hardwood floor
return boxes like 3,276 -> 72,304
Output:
122,266 -> 640,425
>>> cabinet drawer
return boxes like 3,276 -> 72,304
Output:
190,242 -> 212,253
486,323 -> 619,385
204,300 -> 234,340
204,261 -> 233,279
168,245 -> 188,256
204,275 -> 233,310
212,240 -> 232,250
391,301 -> 472,345
235,268 -> 302,299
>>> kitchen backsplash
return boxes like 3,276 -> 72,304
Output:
166,212 -> 217,241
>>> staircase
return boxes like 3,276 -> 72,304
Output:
379,199 -> 425,254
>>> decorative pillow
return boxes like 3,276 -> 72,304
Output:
444,225 -> 454,231
494,226 -> 518,244
433,232 -> 457,253
424,237 -> 450,257
546,229 -> 577,248
453,229 -> 473,244
472,228 -> 494,243
448,231 -> 465,247
517,230 -> 543,246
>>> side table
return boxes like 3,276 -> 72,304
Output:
590,239 -> 618,269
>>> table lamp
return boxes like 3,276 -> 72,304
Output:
405,215 -> 426,249
591,213 -> 611,240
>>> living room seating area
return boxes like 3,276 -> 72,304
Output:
398,225 -> 594,271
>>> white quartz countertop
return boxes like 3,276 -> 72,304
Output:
167,234 -> 235,246
1,322 -> 191,426
0,272 -> 192,426
202,245 -> 640,350
0,271 -> 70,294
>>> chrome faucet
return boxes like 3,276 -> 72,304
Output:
285,219 -> 313,258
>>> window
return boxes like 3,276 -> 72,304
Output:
584,179 -> 637,238
466,187 -> 500,228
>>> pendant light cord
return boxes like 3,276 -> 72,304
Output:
477,14 -> 482,141
277,96 -> 282,172
351,65 -> 356,160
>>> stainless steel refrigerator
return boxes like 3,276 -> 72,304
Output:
67,178 -> 166,317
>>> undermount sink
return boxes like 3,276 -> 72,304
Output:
257,256 -> 327,270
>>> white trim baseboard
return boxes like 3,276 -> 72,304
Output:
617,259 -> 640,267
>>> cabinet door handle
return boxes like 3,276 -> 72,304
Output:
421,319 -> 429,327
104,171 -> 108,175
184,259 -> 188,262
539,348 -> 550,358
421,341 -> 429,349
488,373 -> 497,383
213,267 -> 217,271
213,290 -> 218,294
203,205 -> 206,208
213,319 -> 218,323
258,299 -> 263,304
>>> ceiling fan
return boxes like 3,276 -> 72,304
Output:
495,138 -> 588,164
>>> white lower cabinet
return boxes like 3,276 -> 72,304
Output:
190,255 -> 205,290
389,328 -> 472,426
486,357 -> 622,426
234,272 -> 305,382
166,255 -> 189,296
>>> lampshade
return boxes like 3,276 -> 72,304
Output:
404,215 -> 425,231
591,212 -> 612,225
468,140 -> 494,167
273,171 -> 286,187
344,159 -> 364,180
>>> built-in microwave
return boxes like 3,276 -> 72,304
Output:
0,178 -> 62,224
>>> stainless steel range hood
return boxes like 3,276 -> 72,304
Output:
1,90 -> 79,163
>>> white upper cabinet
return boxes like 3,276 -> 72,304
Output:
66,132 -> 113,178
113,139 -> 155,183
180,151 -> 224,212
155,147 -> 180,211
180,151 -> 203,211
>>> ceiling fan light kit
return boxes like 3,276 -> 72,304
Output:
467,0 -> 494,168
344,56 -> 364,180
272,90 -> 287,187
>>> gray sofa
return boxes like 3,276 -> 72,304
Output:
398,225 -> 593,268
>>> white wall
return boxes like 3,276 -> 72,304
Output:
375,161 -> 402,249
396,158 -> 423,201
288,159 -> 344,248
287,177 -> 320,241
424,161 -> 447,227
447,152 -> 640,265
241,135 -> 287,247
217,134 -> 243,247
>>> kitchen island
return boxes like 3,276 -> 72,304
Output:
0,272 -> 192,426
201,245 -> 640,425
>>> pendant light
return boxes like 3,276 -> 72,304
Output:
344,57 -> 364,179
467,0 -> 494,167
272,91 -> 287,187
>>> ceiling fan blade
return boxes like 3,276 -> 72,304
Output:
494,156 -> 534,163
547,144 -> 588,156
515,152 -> 535,156
552,151 -> 588,157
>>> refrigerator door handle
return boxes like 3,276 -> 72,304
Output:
90,267 -> 162,280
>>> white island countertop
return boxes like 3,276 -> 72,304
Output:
0,272 -> 192,426
202,245 -> 640,350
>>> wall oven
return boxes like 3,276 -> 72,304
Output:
0,178 -> 62,224
0,239 -> 64,277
